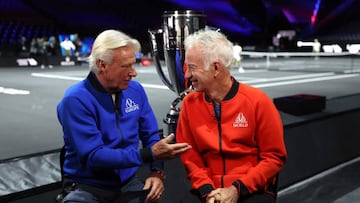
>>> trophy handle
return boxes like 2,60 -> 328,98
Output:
148,29 -> 174,92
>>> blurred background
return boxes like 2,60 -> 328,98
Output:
1,0 -> 360,57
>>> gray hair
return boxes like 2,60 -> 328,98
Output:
184,29 -> 233,70
88,29 -> 141,73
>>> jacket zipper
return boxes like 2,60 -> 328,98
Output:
213,103 -> 226,187
113,93 -> 124,140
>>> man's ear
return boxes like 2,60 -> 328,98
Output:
213,62 -> 220,71
213,62 -> 221,78
97,60 -> 106,69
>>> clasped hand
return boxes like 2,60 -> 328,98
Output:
206,186 -> 239,203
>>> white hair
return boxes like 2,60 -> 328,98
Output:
88,29 -> 141,73
184,29 -> 234,70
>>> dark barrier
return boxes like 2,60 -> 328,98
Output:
274,94 -> 326,115
279,108 -> 360,189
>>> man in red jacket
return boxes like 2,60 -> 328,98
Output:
176,29 -> 287,203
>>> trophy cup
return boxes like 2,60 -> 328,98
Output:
148,10 -> 207,137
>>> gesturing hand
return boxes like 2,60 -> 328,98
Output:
152,133 -> 192,160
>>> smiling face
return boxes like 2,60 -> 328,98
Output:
184,45 -> 215,93
97,45 -> 137,93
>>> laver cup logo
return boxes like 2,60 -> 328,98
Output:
125,98 -> 139,113
149,10 -> 207,96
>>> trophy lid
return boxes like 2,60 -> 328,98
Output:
163,10 -> 206,17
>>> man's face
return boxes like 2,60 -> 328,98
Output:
184,45 -> 214,92
100,46 -> 137,93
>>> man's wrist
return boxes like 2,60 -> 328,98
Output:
151,170 -> 166,181
232,180 -> 241,196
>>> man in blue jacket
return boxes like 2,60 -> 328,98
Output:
57,29 -> 192,203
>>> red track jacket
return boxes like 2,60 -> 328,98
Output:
176,79 -> 287,199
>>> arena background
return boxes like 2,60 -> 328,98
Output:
0,0 -> 360,202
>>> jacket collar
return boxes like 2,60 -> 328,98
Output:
205,77 -> 239,103
87,71 -> 108,93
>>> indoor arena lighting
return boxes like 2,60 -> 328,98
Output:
311,0 -> 322,26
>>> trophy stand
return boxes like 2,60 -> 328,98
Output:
162,85 -> 193,137
149,10 -> 206,138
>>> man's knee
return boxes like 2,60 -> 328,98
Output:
61,188 -> 100,203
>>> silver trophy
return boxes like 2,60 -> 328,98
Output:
148,10 -> 207,137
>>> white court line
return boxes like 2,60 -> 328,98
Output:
136,69 -> 160,74
0,86 -> 30,95
141,84 -> 168,89
235,69 -> 267,73
31,72 -> 359,90
344,69 -> 360,74
31,72 -> 169,89
242,72 -> 335,84
253,74 -> 359,88
31,73 -> 83,81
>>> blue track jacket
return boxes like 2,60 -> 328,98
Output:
57,71 -> 162,188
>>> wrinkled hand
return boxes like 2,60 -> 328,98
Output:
143,174 -> 164,203
206,186 -> 238,203
152,133 -> 192,160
